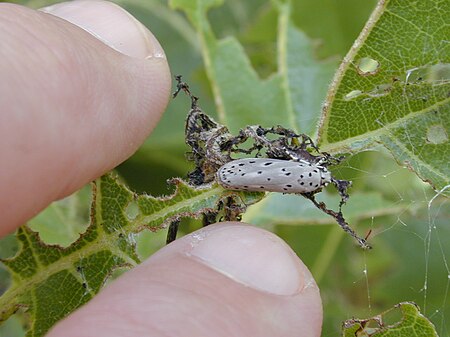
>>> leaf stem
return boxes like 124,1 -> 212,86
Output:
311,226 -> 344,283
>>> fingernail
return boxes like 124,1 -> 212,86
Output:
188,224 -> 308,296
41,0 -> 165,59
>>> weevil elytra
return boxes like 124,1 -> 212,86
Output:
217,158 -> 332,193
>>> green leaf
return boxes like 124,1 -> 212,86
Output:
342,302 -> 438,337
319,0 -> 450,194
278,6 -> 339,135
0,174 -> 263,336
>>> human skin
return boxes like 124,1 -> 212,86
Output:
0,1 -> 322,336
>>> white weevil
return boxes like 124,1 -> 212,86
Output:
217,158 -> 331,193
216,156 -> 372,250
173,75 -> 371,249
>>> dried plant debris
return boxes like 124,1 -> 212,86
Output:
171,75 -> 371,249
342,302 -> 438,336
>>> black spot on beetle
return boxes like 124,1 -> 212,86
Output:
309,172 -> 312,177
249,160 -> 256,163
286,184 -> 292,188
267,178 -> 271,181
281,168 -> 286,172
285,172 -> 291,176
257,171 -> 263,174
300,182 -> 304,185
260,186 -> 265,189
264,162 -> 273,166
241,173 -> 246,176
300,175 -> 304,178
315,184 -> 319,187
283,188 -> 288,191
238,163 -> 245,166
244,185 -> 249,188
309,182 -> 313,186
313,169 -> 318,173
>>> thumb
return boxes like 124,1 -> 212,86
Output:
47,223 -> 323,337
0,1 -> 171,236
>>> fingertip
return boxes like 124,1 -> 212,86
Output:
48,224 -> 322,337
172,223 -> 323,334
0,2 -> 171,236
173,223 -> 309,295
41,0 -> 166,60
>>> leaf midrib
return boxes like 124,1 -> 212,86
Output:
136,185 -> 224,226
321,95 -> 450,154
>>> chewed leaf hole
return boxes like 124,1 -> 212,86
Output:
427,63 -> 450,83
356,57 -> 380,75
28,184 -> 91,248
426,124 -> 448,144
399,63 -> 450,84
125,200 -> 140,220
345,83 -> 392,100
344,90 -> 363,100
367,83 -> 392,97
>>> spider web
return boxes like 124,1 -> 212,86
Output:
330,130 -> 450,336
